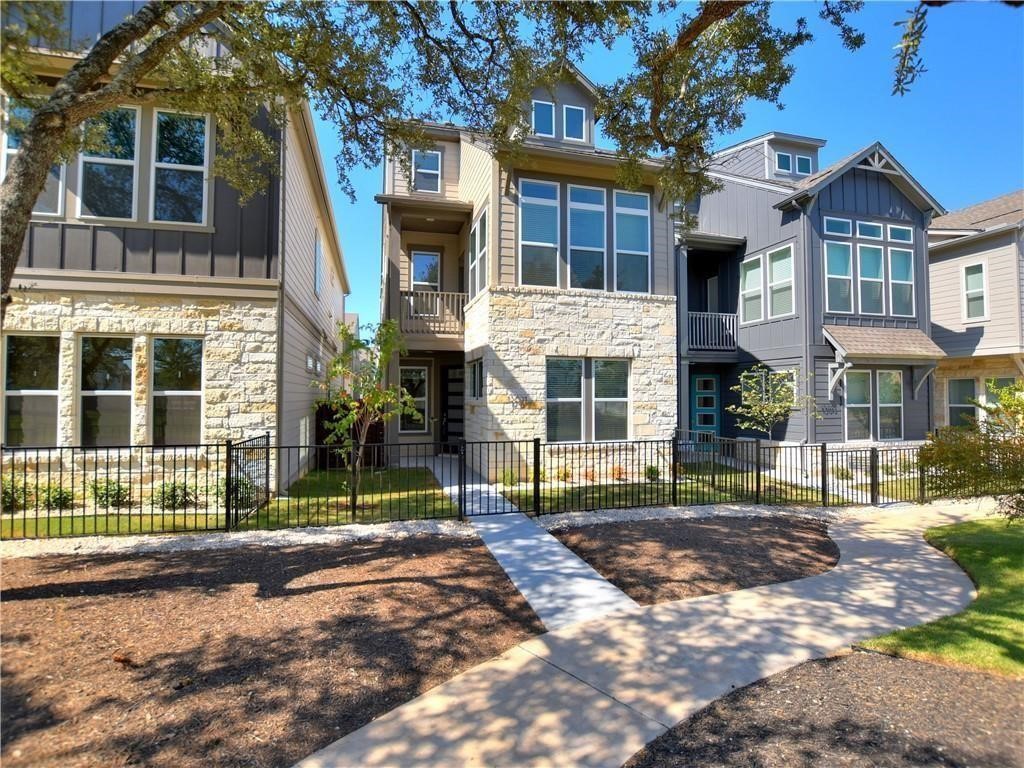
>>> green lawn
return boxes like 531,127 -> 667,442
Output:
0,512 -> 229,539
861,519 -> 1024,677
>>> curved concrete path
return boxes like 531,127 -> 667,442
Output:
296,504 -> 985,768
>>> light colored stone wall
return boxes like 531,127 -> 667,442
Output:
933,354 -> 1022,427
2,290 -> 279,446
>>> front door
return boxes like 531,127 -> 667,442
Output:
690,374 -> 720,438
440,365 -> 464,450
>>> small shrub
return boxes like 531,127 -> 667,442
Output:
91,479 -> 131,508
500,469 -> 519,486
611,465 -> 627,482
41,484 -> 75,510
155,482 -> 198,511
644,465 -> 661,483
555,466 -> 573,483
1,479 -> 30,513
832,466 -> 853,480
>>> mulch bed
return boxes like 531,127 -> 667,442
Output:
1,536 -> 542,768
624,650 -> 1024,768
553,515 -> 839,605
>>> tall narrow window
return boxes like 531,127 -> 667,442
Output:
563,105 -> 586,141
467,359 -> 484,399
4,335 -> 59,447
858,244 -> 884,315
410,250 -> 440,317
889,248 -> 915,317
399,366 -> 428,433
963,263 -> 987,320
546,358 -> 583,442
531,100 -> 555,137
469,209 -> 488,299
948,379 -> 977,427
739,255 -> 763,323
519,179 -> 559,287
80,337 -> 133,446
877,370 -> 903,440
593,359 -> 629,441
568,185 -> 605,290
767,244 -> 794,318
825,241 -> 853,313
153,338 -> 202,445
2,105 -> 63,214
314,232 -> 324,297
411,150 -> 440,193
79,106 -> 138,219
614,191 -> 650,293
845,370 -> 872,441
152,110 -> 208,224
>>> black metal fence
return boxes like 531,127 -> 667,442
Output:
1,432 -> 1013,539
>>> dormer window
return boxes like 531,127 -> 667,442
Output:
531,100 -> 555,138
796,155 -> 812,175
774,152 -> 792,173
411,149 -> 441,193
563,105 -> 586,142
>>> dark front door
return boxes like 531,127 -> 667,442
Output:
440,365 -> 464,450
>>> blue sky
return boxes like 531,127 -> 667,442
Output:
314,1 -> 1024,324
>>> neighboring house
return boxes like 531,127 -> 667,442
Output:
1,2 -> 349,454
377,66 -> 677,464
685,133 -> 947,444
926,190 -> 1024,427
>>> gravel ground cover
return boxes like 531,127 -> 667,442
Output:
552,515 -> 839,604
0,536 -> 541,768
624,650 -> 1024,768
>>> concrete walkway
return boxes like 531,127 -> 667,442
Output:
295,503 -> 984,768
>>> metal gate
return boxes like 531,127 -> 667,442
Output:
226,433 -> 271,527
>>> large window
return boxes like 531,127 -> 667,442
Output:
858,244 -> 885,315
614,191 -> 650,293
531,100 -> 555,137
845,370 -> 872,441
2,105 -> 63,215
4,336 -> 59,447
948,379 -> 977,427
889,248 -> 915,317
152,110 -> 208,224
411,150 -> 440,193
877,370 -> 903,440
767,245 -> 794,318
80,337 -> 133,446
563,105 -> 586,141
519,179 -> 559,287
399,366 -> 428,433
546,358 -> 630,443
739,254 -> 763,323
546,358 -> 583,442
593,359 -> 629,441
153,338 -> 202,445
79,106 -> 138,220
568,185 -> 606,290
824,241 -> 853,313
469,208 -> 488,299
963,263 -> 987,321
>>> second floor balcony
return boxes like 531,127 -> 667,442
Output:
688,311 -> 737,351
399,290 -> 467,341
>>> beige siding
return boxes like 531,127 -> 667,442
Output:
459,139 -> 492,210
399,231 -> 464,293
391,139 -> 460,199
929,231 -> 1023,357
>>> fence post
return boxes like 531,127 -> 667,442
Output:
532,437 -> 541,515
870,446 -> 880,506
264,431 -> 271,506
224,439 -> 233,531
917,450 -> 927,504
820,442 -> 829,507
350,439 -> 359,517
671,433 -> 679,507
754,439 -> 762,504
458,439 -> 467,521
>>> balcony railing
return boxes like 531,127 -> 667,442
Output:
399,290 -> 467,335
688,311 -> 738,351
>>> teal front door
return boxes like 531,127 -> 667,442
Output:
690,374 -> 720,438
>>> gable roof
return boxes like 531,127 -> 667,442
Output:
930,189 -> 1024,231
560,61 -> 601,101
773,142 -> 946,216
712,131 -> 826,158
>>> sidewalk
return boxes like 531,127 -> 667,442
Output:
295,503 -> 983,768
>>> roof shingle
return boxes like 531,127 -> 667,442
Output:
822,325 -> 946,360
930,190 -> 1024,231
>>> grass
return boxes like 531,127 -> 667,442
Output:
860,519 -> 1024,677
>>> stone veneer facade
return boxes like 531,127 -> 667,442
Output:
932,354 -> 1022,428
2,290 -> 279,446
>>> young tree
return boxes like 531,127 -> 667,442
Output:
726,364 -> 815,441
317,320 -> 420,498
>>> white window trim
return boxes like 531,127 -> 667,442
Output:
766,244 -> 795,319
876,369 -> 904,441
947,377 -> 978,426
149,109 -> 212,226
855,220 -> 884,241
76,105 -> 141,223
410,249 -> 441,292
795,155 -> 812,175
78,335 -> 134,445
824,240 -> 854,314
592,359 -> 630,443
568,184 -> 606,291
961,261 -> 989,323
888,247 -> 916,318
612,190 -> 651,294
398,365 -> 429,434
518,178 -> 560,288
887,224 -> 914,244
739,253 -> 764,325
410,149 -> 441,194
562,105 -> 586,142
843,370 -> 873,442
774,151 -> 792,172
546,358 -> 583,444
823,216 -> 852,237
151,337 -> 204,445
1,103 -> 65,218
469,207 -> 488,298
857,243 -> 886,316
531,100 -> 555,138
